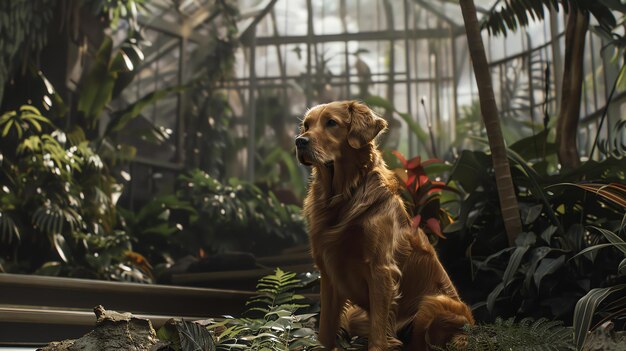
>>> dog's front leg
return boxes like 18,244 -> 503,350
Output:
318,273 -> 345,349
367,264 -> 400,351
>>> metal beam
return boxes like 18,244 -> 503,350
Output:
246,28 -> 453,47
138,14 -> 207,43
239,0 -> 280,45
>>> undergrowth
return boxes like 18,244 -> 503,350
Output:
442,317 -> 574,351
157,269 -> 586,351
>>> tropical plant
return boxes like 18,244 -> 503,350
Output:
155,270 -> 582,351
572,223 -> 626,350
0,0 -> 55,106
0,0 -> 149,108
440,138 -> 626,322
122,169 -> 307,271
174,169 -> 307,256
482,0 -> 626,169
0,105 -> 151,281
391,150 -> 454,239
157,318 -> 217,351
119,194 -> 198,266
207,268 -> 322,350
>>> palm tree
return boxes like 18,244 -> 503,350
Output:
483,1 -> 622,169
555,9 -> 588,169
459,0 -> 522,246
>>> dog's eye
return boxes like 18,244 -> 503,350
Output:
326,119 -> 337,127
302,122 -> 309,131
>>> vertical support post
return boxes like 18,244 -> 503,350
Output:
403,0 -> 414,154
175,36 -> 188,165
601,36 -> 620,151
525,34 -> 536,123
451,31 -> 459,145
306,0 -> 314,107
247,28 -> 258,182
433,23 -> 442,152
549,6 -> 563,112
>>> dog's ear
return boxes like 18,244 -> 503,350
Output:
346,101 -> 387,149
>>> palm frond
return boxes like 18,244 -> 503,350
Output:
32,202 -> 82,235
483,0 -> 617,37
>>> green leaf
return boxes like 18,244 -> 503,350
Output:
509,129 -> 556,161
589,226 -> 626,256
104,85 -> 184,136
505,147 -> 562,232
503,245 -> 530,287
572,243 -> 626,261
77,36 -> 116,125
487,282 -> 505,314
2,119 -> 14,137
573,285 -> 626,350
52,233 -> 72,264
177,320 -> 215,351
523,204 -> 543,225
448,150 -> 492,193
533,255 -> 565,289
157,319 -> 182,350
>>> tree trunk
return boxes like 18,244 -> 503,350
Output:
556,10 -> 588,170
459,0 -> 522,246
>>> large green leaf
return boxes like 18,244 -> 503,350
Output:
0,211 -> 20,244
104,85 -> 183,136
448,150 -> 492,193
77,36 -> 116,127
553,183 -> 626,210
261,148 -> 305,198
178,320 -> 215,351
573,284 -> 626,350
487,282 -> 506,314
503,245 -> 530,287
533,255 -> 565,289
509,129 -> 556,161
52,233 -> 72,264
589,226 -> 626,256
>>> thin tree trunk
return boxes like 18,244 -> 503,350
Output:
459,0 -> 522,246
556,10 -> 588,170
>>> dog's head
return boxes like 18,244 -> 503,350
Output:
295,100 -> 387,167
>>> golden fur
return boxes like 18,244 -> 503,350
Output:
295,101 -> 474,350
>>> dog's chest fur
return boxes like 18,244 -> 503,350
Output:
303,165 -> 401,306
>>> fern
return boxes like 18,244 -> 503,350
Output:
246,268 -> 309,315
207,268 -> 322,351
442,317 -> 574,351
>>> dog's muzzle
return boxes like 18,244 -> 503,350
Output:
295,136 -> 309,149
295,136 -> 313,166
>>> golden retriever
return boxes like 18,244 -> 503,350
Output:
295,100 -> 474,350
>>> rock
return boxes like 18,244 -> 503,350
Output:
584,322 -> 626,351
38,305 -> 160,351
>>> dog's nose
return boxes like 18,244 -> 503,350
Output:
295,136 -> 309,149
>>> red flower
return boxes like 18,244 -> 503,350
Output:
393,150 -> 450,238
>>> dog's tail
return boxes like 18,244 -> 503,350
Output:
409,295 -> 474,350
341,303 -> 370,337
340,303 -> 404,349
